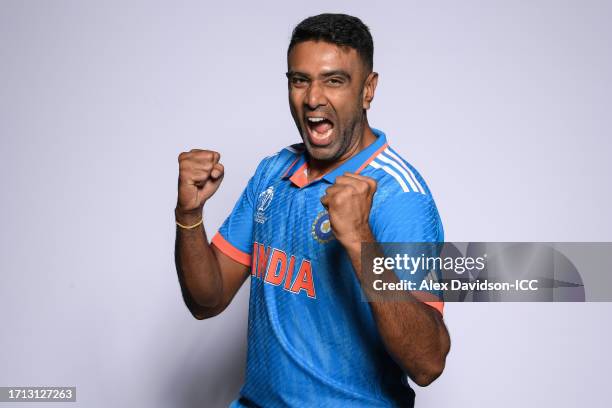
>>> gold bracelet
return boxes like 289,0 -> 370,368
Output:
176,217 -> 204,229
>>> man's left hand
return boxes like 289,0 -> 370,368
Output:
320,172 -> 377,248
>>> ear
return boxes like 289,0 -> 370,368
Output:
362,71 -> 379,110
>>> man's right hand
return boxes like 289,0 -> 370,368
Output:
176,149 -> 224,222
174,149 -> 248,320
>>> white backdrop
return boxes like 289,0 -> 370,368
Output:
1,1 -> 611,407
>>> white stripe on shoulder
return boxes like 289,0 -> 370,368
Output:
383,148 -> 425,194
285,146 -> 299,153
377,152 -> 419,192
369,160 -> 411,192
264,152 -> 280,159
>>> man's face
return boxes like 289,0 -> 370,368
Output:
287,40 -> 376,162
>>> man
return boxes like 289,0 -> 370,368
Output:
175,13 -> 450,407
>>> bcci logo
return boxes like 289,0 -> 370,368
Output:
255,186 -> 274,224
311,211 -> 334,243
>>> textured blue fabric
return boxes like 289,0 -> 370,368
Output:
217,129 -> 444,407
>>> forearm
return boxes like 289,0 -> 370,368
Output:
365,287 -> 449,386
174,209 -> 223,310
344,239 -> 450,386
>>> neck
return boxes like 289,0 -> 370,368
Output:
306,122 -> 377,182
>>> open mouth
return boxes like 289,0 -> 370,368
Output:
305,116 -> 334,146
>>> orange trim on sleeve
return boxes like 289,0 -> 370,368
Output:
423,301 -> 444,315
211,232 -> 252,267
412,290 -> 444,316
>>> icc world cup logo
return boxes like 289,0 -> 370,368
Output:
257,187 -> 274,212
255,186 -> 274,224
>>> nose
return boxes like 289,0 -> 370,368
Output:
304,80 -> 327,110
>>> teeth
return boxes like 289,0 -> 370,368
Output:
307,117 -> 326,123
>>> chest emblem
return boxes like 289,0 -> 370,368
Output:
311,210 -> 334,243
255,186 -> 274,224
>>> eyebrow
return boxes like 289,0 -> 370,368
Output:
285,70 -> 352,80
321,70 -> 351,80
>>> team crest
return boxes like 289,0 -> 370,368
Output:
255,186 -> 274,224
311,210 -> 334,243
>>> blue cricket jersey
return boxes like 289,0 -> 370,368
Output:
211,128 -> 444,407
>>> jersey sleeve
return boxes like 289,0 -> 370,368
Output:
370,192 -> 445,315
211,158 -> 270,267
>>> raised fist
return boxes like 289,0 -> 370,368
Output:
176,149 -> 224,219
320,172 -> 377,248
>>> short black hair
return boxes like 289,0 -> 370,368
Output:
288,13 -> 374,72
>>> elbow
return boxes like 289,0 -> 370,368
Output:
187,304 -> 207,320
187,299 -> 225,320
189,308 -> 218,320
408,340 -> 450,387
181,288 -> 224,320
191,310 -> 208,320
413,323 -> 450,386
411,360 -> 446,387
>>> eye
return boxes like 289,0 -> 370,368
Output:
327,78 -> 344,86
291,77 -> 308,87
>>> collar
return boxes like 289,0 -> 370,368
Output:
281,127 -> 389,188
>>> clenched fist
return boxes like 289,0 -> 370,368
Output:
176,149 -> 224,222
320,172 -> 377,248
